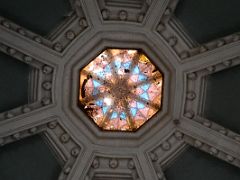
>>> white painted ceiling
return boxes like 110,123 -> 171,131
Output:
0,0 -> 240,179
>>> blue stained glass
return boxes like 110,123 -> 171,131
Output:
133,66 -> 140,74
102,106 -> 108,114
93,89 -> 99,95
111,112 -> 118,119
137,102 -> 145,109
105,65 -> 111,73
141,84 -> 150,91
123,62 -> 131,69
140,92 -> 149,100
96,71 -> 105,78
130,108 -> 137,117
138,74 -> 147,81
96,100 -> 103,106
114,60 -> 121,70
93,80 -> 101,87
120,112 -> 127,120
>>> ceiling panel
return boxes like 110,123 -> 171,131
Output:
175,0 -> 240,43
0,0 -> 71,36
0,52 -> 30,113
165,147 -> 240,180
204,65 -> 240,134
0,135 -> 61,180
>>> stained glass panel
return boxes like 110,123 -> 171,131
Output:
79,49 -> 163,131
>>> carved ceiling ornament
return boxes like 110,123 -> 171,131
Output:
0,0 -> 239,179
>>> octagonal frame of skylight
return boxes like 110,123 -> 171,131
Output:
78,48 -> 164,132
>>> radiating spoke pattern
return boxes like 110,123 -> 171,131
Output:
79,49 -> 163,131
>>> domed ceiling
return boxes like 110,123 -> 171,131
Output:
0,0 -> 240,180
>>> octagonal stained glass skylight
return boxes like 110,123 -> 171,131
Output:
79,49 -> 163,131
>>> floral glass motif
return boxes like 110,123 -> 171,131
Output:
79,49 -> 163,131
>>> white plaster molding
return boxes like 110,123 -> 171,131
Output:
0,0 -> 239,179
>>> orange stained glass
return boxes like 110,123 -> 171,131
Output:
79,49 -> 163,131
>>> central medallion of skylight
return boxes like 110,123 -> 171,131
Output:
79,49 -> 163,131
